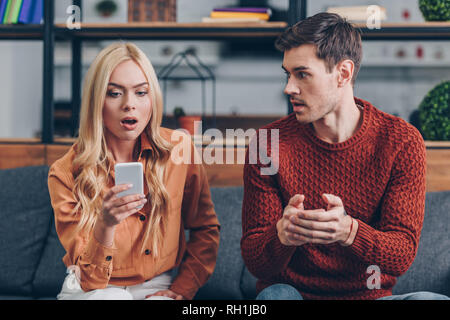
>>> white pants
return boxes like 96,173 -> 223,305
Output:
57,268 -> 174,300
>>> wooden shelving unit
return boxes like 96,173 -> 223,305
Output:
1,0 -> 450,145
49,21 -> 450,42
54,21 -> 288,40
355,22 -> 450,40
0,24 -> 44,39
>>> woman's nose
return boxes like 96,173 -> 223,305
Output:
122,93 -> 136,111
123,104 -> 135,111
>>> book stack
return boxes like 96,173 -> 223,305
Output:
202,7 -> 272,23
0,0 -> 43,25
128,0 -> 176,22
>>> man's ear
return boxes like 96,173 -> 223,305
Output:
336,59 -> 354,87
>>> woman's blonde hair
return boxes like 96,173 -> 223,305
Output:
72,42 -> 172,257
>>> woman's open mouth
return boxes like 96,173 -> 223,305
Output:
120,117 -> 138,130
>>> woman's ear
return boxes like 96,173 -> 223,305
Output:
337,59 -> 354,87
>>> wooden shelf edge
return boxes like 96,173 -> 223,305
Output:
354,22 -> 450,28
55,21 -> 288,29
1,139 -> 449,149
425,141 -> 450,148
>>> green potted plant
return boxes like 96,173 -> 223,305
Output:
95,0 -> 118,18
173,107 -> 202,136
419,0 -> 450,21
418,80 -> 450,140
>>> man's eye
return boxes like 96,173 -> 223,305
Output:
297,72 -> 308,79
137,91 -> 148,96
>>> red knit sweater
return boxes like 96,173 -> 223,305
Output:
241,98 -> 426,300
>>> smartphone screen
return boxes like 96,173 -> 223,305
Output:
114,162 -> 144,209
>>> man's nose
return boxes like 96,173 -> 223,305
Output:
284,78 -> 300,96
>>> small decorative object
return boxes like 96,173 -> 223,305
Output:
159,51 -> 216,130
173,106 -> 186,119
418,81 -> 450,140
128,0 -> 176,22
173,107 -> 201,136
95,0 -> 118,17
84,0 -> 127,23
419,0 -> 450,21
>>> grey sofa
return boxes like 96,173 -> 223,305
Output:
0,165 -> 449,300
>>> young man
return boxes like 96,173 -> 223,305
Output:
241,12 -> 449,300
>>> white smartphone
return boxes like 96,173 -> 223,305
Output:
115,162 -> 144,209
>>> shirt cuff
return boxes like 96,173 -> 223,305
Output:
82,235 -> 117,268
170,274 -> 199,300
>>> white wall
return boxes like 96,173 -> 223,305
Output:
0,43 -> 14,138
0,42 -> 42,138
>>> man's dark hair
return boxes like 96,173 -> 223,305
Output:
275,12 -> 362,84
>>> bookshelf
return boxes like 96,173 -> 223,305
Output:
51,21 -> 450,41
54,21 -> 288,40
2,1 -> 450,143
0,24 -> 43,39
356,22 -> 450,40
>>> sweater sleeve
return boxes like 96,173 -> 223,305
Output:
241,140 -> 296,280
48,165 -> 115,291
348,127 -> 426,276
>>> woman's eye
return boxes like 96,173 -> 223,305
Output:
107,91 -> 121,98
137,91 -> 148,96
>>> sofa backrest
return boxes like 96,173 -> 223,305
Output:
0,166 -> 448,299
195,187 -> 247,299
393,190 -> 450,296
0,166 -> 56,297
200,187 -> 450,299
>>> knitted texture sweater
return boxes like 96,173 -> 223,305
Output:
241,98 -> 426,300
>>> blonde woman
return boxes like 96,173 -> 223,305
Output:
48,42 -> 220,300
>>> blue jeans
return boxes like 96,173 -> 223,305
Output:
256,284 -> 450,300
256,284 -> 304,300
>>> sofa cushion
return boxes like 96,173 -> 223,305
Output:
0,166 -> 53,295
32,217 -> 67,298
393,191 -> 450,296
195,187 -> 245,300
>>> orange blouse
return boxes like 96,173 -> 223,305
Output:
47,128 -> 220,299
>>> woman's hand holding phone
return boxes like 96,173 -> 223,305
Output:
94,184 -> 147,247
100,184 -> 147,227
